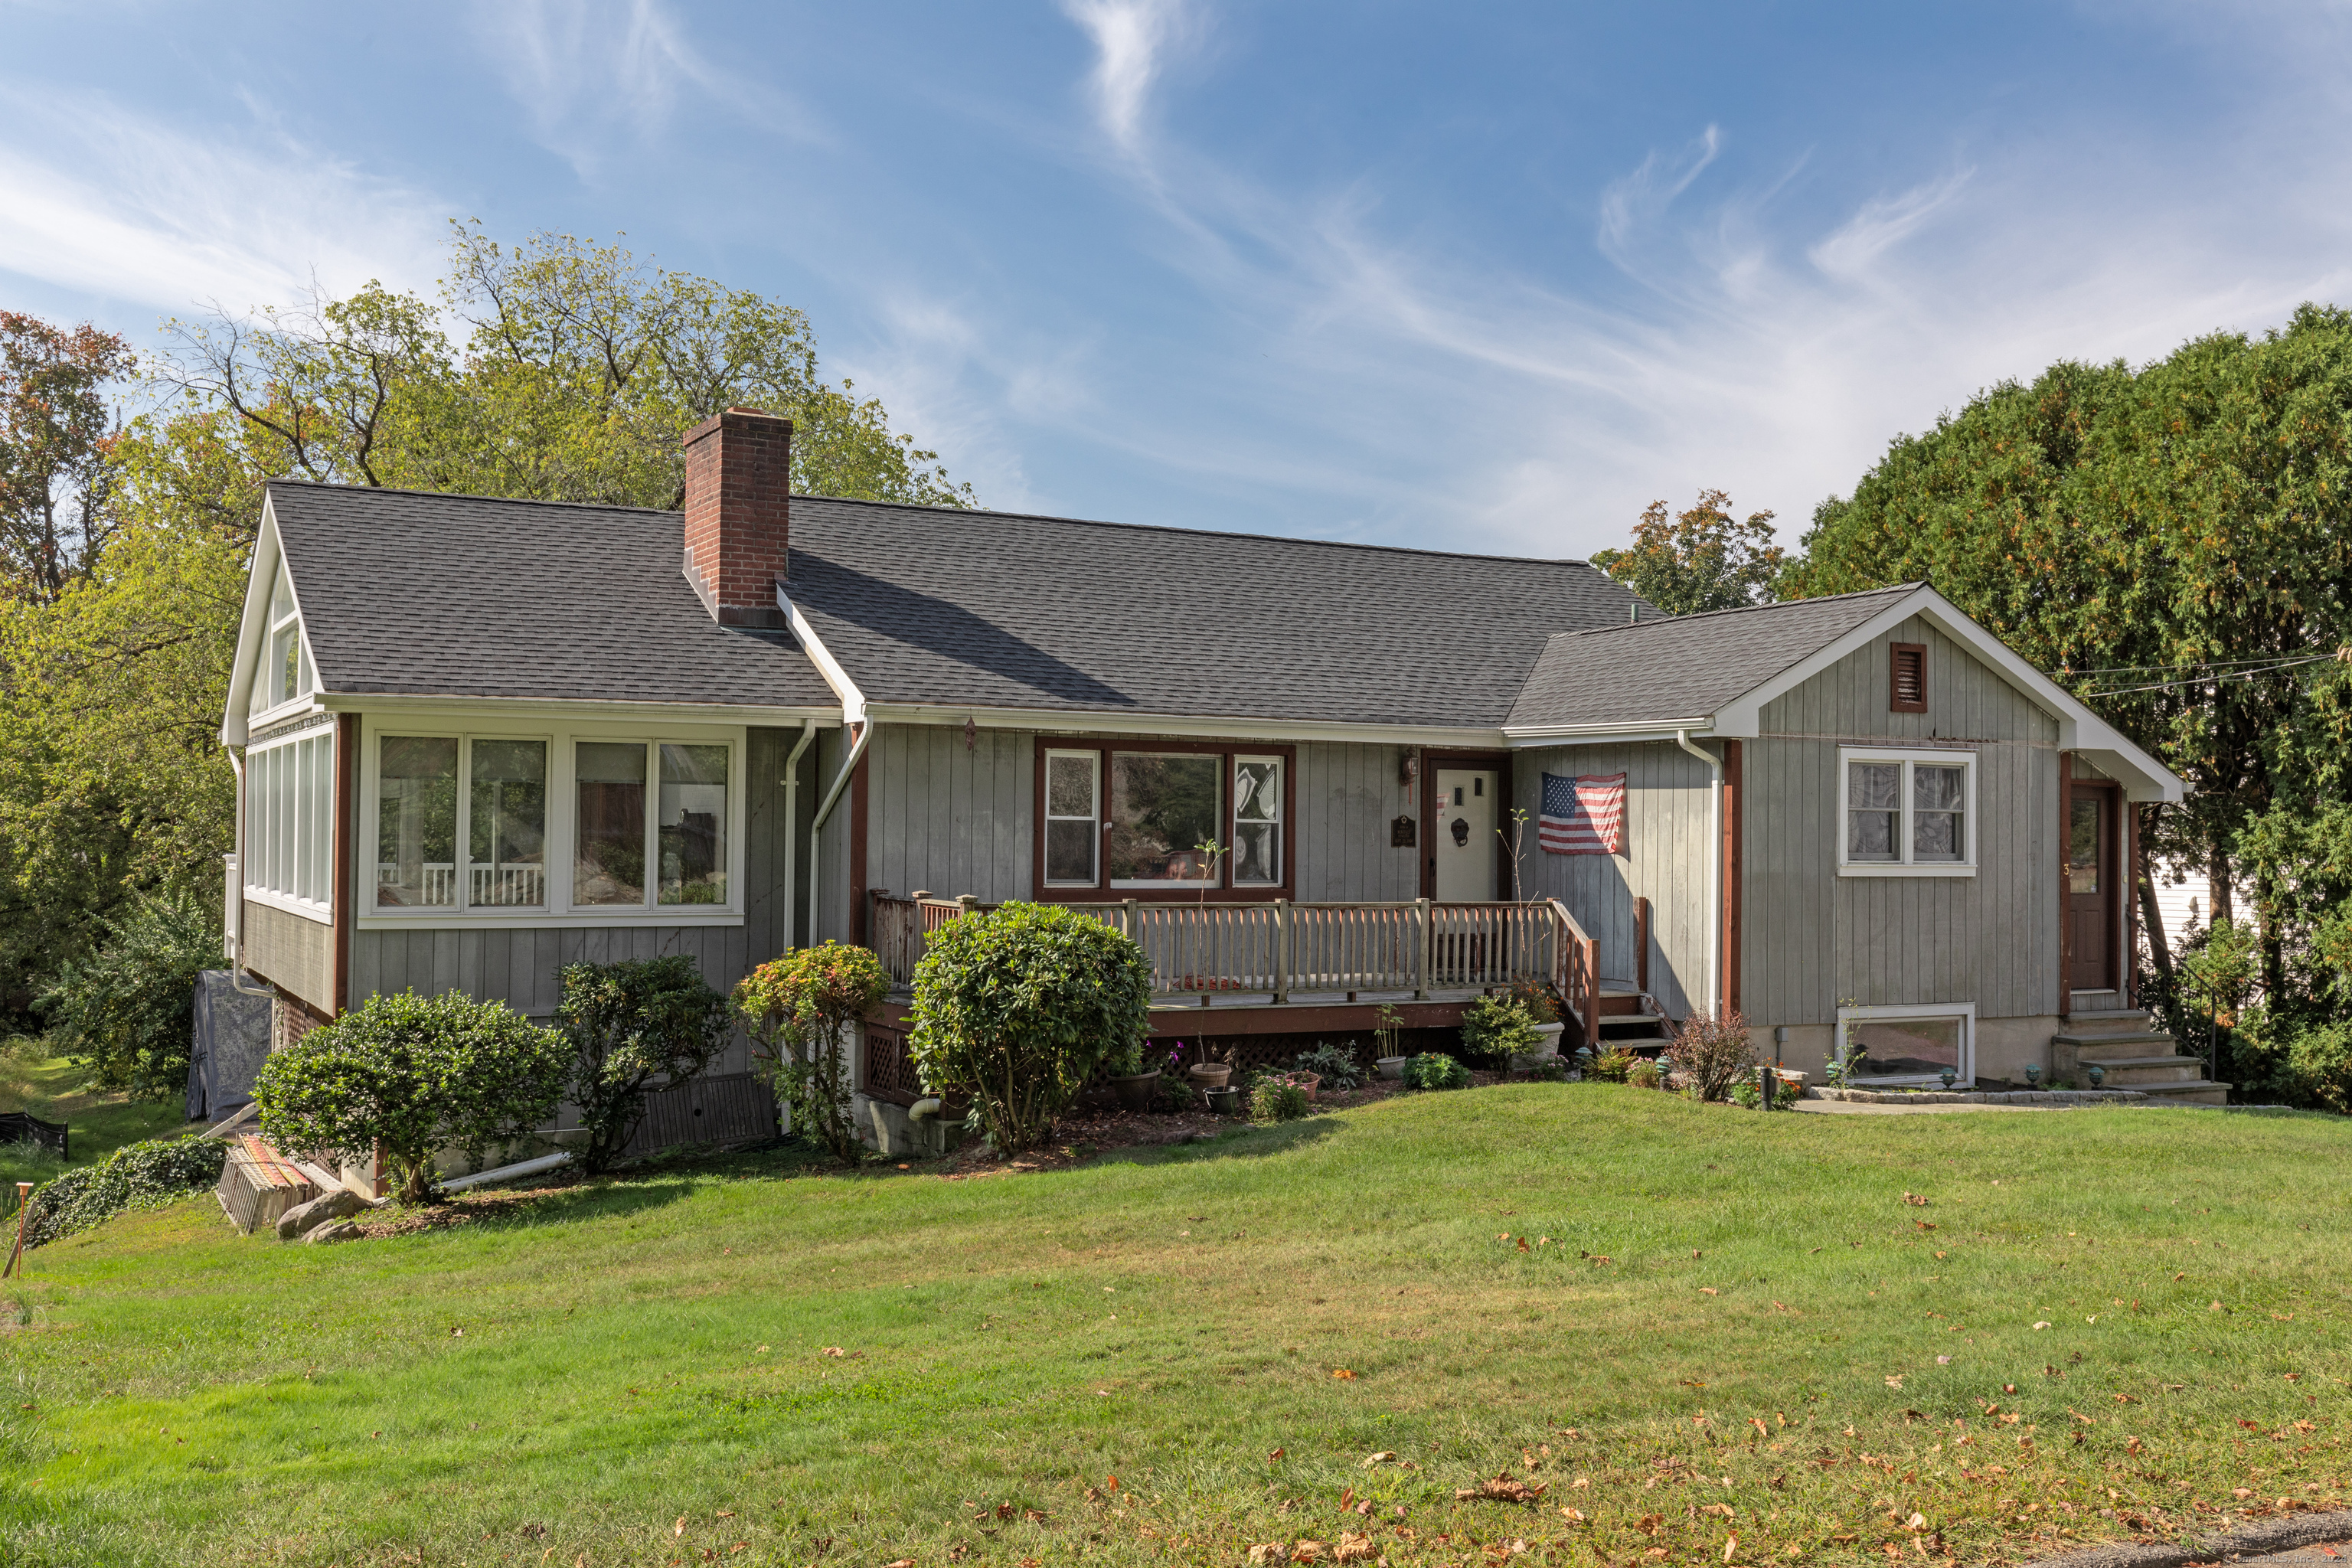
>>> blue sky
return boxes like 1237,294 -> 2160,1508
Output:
4,2 -> 2347,559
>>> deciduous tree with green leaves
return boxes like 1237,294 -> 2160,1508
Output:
1589,489 -> 1782,616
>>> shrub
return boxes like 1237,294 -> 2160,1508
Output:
16,1135 -> 227,1249
1729,1080 -> 1762,1109
737,942 -> 888,1162
1403,1052 -> 1471,1090
1673,1009 -> 1756,1102
1626,1058 -> 1662,1089
1459,995 -> 1541,1068
1289,1041 -> 1362,1092
906,903 -> 1153,1153
1250,1074 -> 1310,1123
1591,1047 -> 1635,1083
254,991 -> 573,1202
38,887 -> 219,1102
1508,978 -> 1562,1025
2290,1021 -> 2352,1113
558,956 -> 733,1173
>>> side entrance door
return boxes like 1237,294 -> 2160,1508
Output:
1433,769 -> 1498,901
2067,786 -> 2117,992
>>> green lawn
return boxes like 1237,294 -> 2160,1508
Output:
1,1086 -> 2347,1568
1,1046 -> 190,1194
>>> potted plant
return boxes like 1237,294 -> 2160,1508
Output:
1185,1042 -> 1233,1093
1508,978 -> 1567,1049
1106,1050 -> 1161,1110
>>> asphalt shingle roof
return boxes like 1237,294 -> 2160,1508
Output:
1504,584 -> 1922,730
268,483 -> 836,710
782,496 -> 1641,727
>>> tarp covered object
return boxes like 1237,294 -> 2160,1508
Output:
187,971 -> 273,1122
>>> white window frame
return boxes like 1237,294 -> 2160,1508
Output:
248,562 -> 318,727
1041,748 -> 1102,889
1230,753 -> 1284,888
1837,746 -> 1977,877
241,723 -> 336,926
357,714 -> 746,929
1835,1001 -> 1976,1088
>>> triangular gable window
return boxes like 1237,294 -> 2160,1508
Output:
254,562 -> 315,715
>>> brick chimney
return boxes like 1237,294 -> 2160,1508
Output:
681,406 -> 792,628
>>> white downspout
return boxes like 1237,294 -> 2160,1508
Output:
808,720 -> 871,949
780,718 -> 818,950
1674,730 -> 1722,1020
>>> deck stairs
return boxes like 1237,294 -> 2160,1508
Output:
2051,993 -> 2228,1105
1592,984 -> 1675,1056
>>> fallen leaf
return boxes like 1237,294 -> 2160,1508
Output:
822,1347 -> 845,1357
674,1517 -> 688,1536
1363,1452 -> 1396,1467
1292,1541 -> 1327,1563
2033,1321 -> 2053,1331
1903,1193 -> 1930,1207
1269,1447 -> 1285,1462
1331,1368 -> 1357,1380
1724,1534 -> 1741,1563
1701,1287 -> 1720,1296
1455,1477 -> 1547,1504
1560,1506 -> 1587,1521
1334,1533 -> 1374,1563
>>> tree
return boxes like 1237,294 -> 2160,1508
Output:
904,903 -> 1153,1153
1782,305 -> 2352,1001
1589,490 -> 1782,616
0,313 -> 134,604
556,955 -> 732,1171
251,991 -> 573,1203
735,940 -> 888,1162
38,887 -> 220,1101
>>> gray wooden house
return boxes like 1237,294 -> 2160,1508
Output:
221,407 -> 2207,1126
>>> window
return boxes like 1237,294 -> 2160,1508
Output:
255,564 -> 315,715
1838,747 -> 1974,876
1037,743 -> 1289,897
378,736 -> 548,910
1043,750 -> 1100,887
244,727 -> 335,919
570,740 -> 730,910
1837,1004 -> 1975,1086
1889,643 -> 1926,713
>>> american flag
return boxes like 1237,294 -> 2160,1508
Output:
1540,772 -> 1626,855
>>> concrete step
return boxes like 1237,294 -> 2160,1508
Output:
2085,1055 -> 2207,1086
2061,1008 -> 2159,1031
2053,1031 -> 2182,1054
2133,1080 -> 2232,1106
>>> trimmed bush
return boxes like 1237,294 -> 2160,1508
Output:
1459,995 -> 1541,1068
1673,1009 -> 1756,1102
906,903 -> 1152,1152
18,1135 -> 227,1249
254,991 -> 572,1202
1250,1074 -> 1310,1123
1403,1052 -> 1471,1090
558,956 -> 733,1172
737,941 -> 889,1162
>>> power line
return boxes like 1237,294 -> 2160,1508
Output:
2081,652 -> 2344,697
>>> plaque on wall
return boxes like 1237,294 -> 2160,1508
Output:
1390,815 -> 1417,848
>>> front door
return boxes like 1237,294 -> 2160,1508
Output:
2067,789 -> 2115,991
1434,769 -> 1498,901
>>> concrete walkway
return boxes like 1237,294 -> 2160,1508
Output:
1791,1097 -> 2049,1116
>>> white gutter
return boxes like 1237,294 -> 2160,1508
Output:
786,584 -> 871,949
780,717 -> 818,949
1674,729 -> 1723,1021
864,700 -> 1500,750
808,720 -> 872,950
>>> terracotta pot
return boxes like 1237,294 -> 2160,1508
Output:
1108,1070 -> 1161,1111
1288,1072 -> 1321,1102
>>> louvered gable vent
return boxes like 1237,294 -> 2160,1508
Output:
1890,642 -> 1928,712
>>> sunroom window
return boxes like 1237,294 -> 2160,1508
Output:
378,735 -> 547,910
571,740 -> 730,909
244,728 -> 335,915
1838,748 -> 1975,875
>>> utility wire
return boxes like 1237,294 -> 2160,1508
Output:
2081,652 -> 2344,697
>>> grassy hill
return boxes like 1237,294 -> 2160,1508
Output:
1,1044 -> 189,1194
1,1084 -> 2347,1567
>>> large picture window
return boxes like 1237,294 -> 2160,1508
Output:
244,727 -> 336,919
1838,747 -> 1975,877
1036,742 -> 1291,899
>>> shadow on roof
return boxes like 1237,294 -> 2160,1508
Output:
790,551 -> 1139,708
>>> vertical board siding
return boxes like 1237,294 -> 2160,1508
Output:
866,724 -> 1034,904
1511,742 -> 1713,1019
1745,615 -> 2060,1027
243,901 -> 335,1014
1295,742 -> 1423,902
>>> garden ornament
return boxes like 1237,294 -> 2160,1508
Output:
2086,1063 -> 2106,1087
2024,1062 -> 2042,1086
1939,1067 -> 1957,1089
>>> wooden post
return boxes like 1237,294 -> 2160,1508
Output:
1272,898 -> 1291,1004
1634,896 -> 1651,995
4,1181 -> 29,1279
1583,936 -> 1600,1053
955,894 -> 979,916
1413,897 -> 1433,999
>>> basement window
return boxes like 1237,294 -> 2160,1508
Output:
1837,1004 -> 1975,1086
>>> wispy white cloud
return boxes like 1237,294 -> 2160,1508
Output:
1046,4 -> 2352,556
1060,0 -> 1196,155
0,77 -> 446,320
477,0 -> 818,175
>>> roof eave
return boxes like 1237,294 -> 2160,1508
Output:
864,700 -> 1509,748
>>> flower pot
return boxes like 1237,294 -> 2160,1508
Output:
1203,1085 -> 1242,1116
1530,1022 -> 1566,1040
1186,1063 -> 1232,1091
1287,1072 -> 1321,1102
1508,1048 -> 1561,1073
1109,1070 -> 1161,1111
1376,1056 -> 1411,1080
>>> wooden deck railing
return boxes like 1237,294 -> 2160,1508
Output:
871,890 -> 1602,1040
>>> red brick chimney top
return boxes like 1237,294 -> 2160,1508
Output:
681,406 -> 792,629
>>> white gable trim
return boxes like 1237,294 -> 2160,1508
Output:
1708,585 -> 2184,803
220,495 -> 326,747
